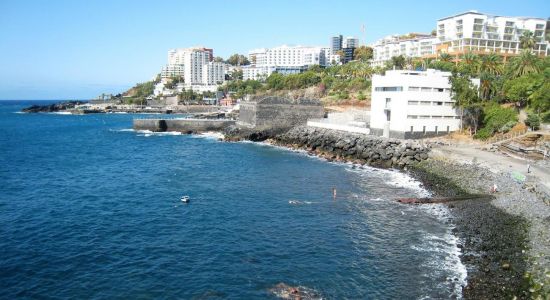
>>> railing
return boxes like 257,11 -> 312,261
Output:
485,129 -> 528,144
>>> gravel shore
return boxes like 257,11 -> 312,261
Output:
409,155 -> 550,299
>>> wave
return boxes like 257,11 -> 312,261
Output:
190,132 -> 225,140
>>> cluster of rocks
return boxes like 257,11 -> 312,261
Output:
21,101 -> 86,113
273,126 -> 430,168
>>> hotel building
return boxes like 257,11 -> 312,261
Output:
371,34 -> 437,67
436,11 -> 548,57
370,69 -> 467,139
243,45 -> 339,80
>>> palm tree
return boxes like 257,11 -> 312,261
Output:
438,52 -> 453,63
459,52 -> 480,75
519,30 -> 536,50
480,52 -> 503,75
479,72 -> 496,100
508,49 -> 541,77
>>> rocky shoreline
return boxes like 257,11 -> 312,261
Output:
224,125 -> 549,298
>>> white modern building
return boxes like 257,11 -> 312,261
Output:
370,69 -> 462,139
371,33 -> 437,67
160,64 -> 184,79
202,61 -> 226,85
242,45 -> 339,80
436,11 -> 548,57
160,47 -> 225,92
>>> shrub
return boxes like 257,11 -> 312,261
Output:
482,104 -> 518,133
474,127 -> 493,140
338,91 -> 349,100
524,113 -> 541,130
499,120 -> 517,133
357,91 -> 366,101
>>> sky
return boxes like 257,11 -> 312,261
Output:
0,0 -> 548,100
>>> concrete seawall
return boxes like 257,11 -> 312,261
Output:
133,119 -> 236,133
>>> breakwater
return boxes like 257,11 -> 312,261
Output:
272,126 -> 430,168
133,118 -> 235,133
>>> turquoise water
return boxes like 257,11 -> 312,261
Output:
0,101 -> 465,299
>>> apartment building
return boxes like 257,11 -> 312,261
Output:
331,35 -> 343,53
202,62 -> 226,85
370,69 -> 465,139
371,33 -> 437,67
242,45 -> 335,80
436,11 -> 548,57
344,37 -> 360,48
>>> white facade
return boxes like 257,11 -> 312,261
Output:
202,62 -> 226,85
371,69 -> 461,139
437,11 -> 548,56
160,64 -> 184,79
371,34 -> 437,67
243,45 -> 338,80
183,48 -> 210,85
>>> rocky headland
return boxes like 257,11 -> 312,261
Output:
21,101 -> 86,113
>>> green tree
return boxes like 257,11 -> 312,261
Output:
480,53 -> 503,76
519,30 -> 536,50
503,73 -> 543,107
507,50 -> 541,78
458,52 -> 480,75
353,46 -> 374,61
390,55 -> 406,70
226,54 -> 250,66
450,74 -> 482,133
213,56 -> 224,62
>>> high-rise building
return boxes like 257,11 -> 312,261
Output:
344,37 -> 360,48
436,11 -> 548,57
330,35 -> 343,54
162,47 -> 224,87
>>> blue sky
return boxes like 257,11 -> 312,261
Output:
0,0 -> 548,100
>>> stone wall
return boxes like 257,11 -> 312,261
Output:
133,119 -> 235,133
274,126 -> 430,168
238,96 -> 324,129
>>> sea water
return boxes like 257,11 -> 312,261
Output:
0,101 -> 466,299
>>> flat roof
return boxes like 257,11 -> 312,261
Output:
438,10 -> 545,22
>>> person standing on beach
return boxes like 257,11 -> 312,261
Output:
527,164 -> 531,174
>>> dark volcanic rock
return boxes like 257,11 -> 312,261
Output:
21,101 -> 86,113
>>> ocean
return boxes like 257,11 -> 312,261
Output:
0,101 -> 466,299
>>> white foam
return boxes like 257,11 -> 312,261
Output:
49,111 -> 72,115
136,130 -> 182,137
414,205 -> 467,299
192,131 -> 225,140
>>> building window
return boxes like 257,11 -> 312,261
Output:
435,102 -> 443,106
407,115 -> 418,119
375,86 -> 403,92
420,101 -> 431,105
408,86 -> 420,91
436,88 -> 444,92
419,115 -> 430,119
408,101 -> 419,105
421,87 -> 432,92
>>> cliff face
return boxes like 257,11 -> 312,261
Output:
273,126 -> 430,168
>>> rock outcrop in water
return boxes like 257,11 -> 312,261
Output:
272,126 -> 430,168
21,101 -> 86,113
